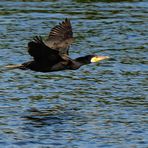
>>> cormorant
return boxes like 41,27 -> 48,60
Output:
6,19 -> 109,72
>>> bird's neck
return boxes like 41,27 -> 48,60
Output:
66,56 -> 90,70
75,56 -> 90,65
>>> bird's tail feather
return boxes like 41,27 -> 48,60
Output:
5,64 -> 22,69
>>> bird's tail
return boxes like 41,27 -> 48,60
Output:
5,64 -> 23,69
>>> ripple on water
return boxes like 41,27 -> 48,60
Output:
0,0 -> 148,147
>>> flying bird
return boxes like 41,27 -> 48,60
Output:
6,18 -> 109,72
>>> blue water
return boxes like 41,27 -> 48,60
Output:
0,0 -> 148,147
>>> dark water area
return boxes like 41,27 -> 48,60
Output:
0,0 -> 148,147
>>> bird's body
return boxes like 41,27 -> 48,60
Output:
6,19 -> 109,72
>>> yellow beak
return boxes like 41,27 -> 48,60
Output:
91,56 -> 109,63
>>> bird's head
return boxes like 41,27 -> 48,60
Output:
69,54 -> 109,70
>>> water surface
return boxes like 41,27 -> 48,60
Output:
0,0 -> 148,147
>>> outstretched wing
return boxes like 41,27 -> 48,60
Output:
45,18 -> 74,54
28,36 -> 62,64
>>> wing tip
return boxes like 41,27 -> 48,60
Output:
48,18 -> 73,41
65,18 -> 71,24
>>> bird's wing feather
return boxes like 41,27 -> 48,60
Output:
46,18 -> 74,53
28,36 -> 61,64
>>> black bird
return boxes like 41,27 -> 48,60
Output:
6,19 -> 109,72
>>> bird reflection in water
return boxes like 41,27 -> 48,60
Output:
22,106 -> 76,127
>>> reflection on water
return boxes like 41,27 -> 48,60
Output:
0,0 -> 148,147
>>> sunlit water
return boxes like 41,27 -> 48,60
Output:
0,0 -> 148,147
